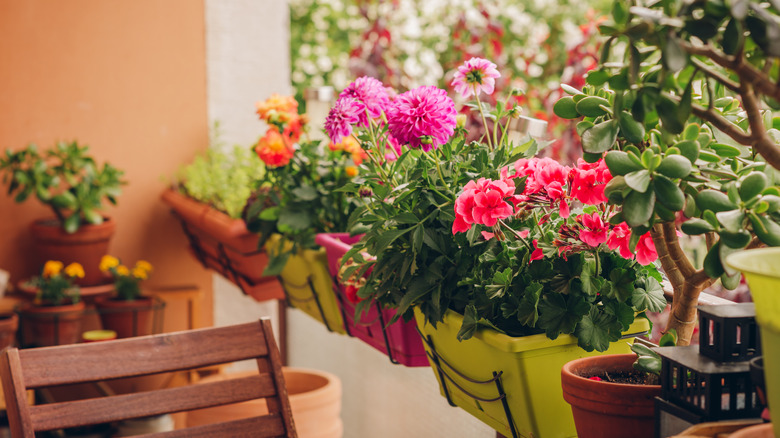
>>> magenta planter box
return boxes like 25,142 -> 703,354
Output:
315,233 -> 428,367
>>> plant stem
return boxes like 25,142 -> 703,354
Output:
473,85 -> 494,151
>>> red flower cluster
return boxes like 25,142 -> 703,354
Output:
452,157 -> 658,265
254,94 -> 307,167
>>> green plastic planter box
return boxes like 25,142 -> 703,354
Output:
727,248 -> 780,438
414,308 -> 650,438
266,235 -> 346,334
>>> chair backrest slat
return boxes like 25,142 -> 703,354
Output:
0,319 -> 297,437
29,374 -> 277,432
134,415 -> 286,438
17,322 -> 268,388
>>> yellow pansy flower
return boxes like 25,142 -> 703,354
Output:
132,266 -> 148,280
99,255 -> 120,272
42,260 -> 64,278
64,263 -> 85,279
135,260 -> 153,273
116,265 -> 130,277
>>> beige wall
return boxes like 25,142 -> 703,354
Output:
0,1 -> 213,326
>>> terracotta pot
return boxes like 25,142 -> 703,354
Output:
30,218 -> 116,287
186,367 -> 342,438
160,189 -> 283,302
19,301 -> 86,347
95,296 -> 156,338
0,312 -> 19,350
561,353 -> 661,438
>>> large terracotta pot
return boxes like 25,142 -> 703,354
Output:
160,189 -> 284,302
186,367 -> 342,438
18,301 -> 86,347
561,354 -> 661,438
30,218 -> 115,287
95,296 -> 159,338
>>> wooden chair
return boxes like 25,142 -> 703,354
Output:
0,319 -> 297,437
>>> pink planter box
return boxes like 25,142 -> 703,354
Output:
315,233 -> 428,367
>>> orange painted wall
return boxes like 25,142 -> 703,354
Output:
0,1 -> 213,326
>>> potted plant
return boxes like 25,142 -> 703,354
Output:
94,255 -> 160,338
18,260 -> 85,346
548,1 -> 780,435
242,93 -> 364,333
161,125 -> 284,302
327,59 -> 665,437
0,141 -> 125,286
561,331 -> 676,438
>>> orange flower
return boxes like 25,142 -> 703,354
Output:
64,263 -> 85,279
283,114 -> 307,144
345,166 -> 359,177
329,136 -> 368,165
42,260 -> 64,278
255,129 -> 294,167
256,94 -> 298,121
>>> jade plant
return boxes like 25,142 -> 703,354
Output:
553,0 -> 780,345
0,141 -> 125,233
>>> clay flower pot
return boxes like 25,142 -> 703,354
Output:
186,367 -> 342,437
0,312 -> 19,350
95,296 -> 158,338
18,301 -> 86,347
160,189 -> 284,302
561,353 -> 661,438
30,218 -> 115,287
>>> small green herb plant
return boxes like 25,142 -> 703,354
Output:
0,141 -> 125,233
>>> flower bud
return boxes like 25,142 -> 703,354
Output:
456,114 -> 467,129
419,136 -> 433,145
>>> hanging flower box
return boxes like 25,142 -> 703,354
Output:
160,189 -> 284,302
265,234 -> 346,334
414,308 -> 650,438
315,233 -> 428,367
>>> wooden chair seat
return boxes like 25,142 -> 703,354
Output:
0,319 -> 296,437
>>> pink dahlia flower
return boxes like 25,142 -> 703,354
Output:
451,57 -> 501,99
339,76 -> 391,128
577,212 -> 609,247
453,177 -> 516,233
325,97 -> 362,144
387,86 -> 457,152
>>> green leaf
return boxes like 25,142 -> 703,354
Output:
653,174 -> 685,211
291,185 -> 318,201
696,190 -> 736,213
681,218 -> 715,235
663,36 -> 687,72
749,213 -> 780,246
575,307 -> 622,352
575,96 -> 610,118
82,208 -> 103,225
703,242 -> 725,278
538,294 -> 590,339
618,111 -> 645,144
625,169 -> 651,193
656,97 -> 685,134
278,208 -> 312,231
739,173 -> 769,201
716,209 -> 745,233
605,151 -> 644,176
457,304 -> 503,341
553,96 -> 580,119
612,0 -> 629,25
581,120 -> 619,154
262,250 -> 291,276
632,277 -> 666,312
258,206 -> 280,221
516,282 -> 543,327
655,155 -> 692,179
676,140 -> 700,164
623,189 -> 656,227
63,213 -> 81,234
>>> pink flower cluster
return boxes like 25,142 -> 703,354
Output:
452,157 -> 658,265
453,177 -> 516,233
325,77 -> 457,153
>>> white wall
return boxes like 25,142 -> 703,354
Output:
204,1 -> 494,436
